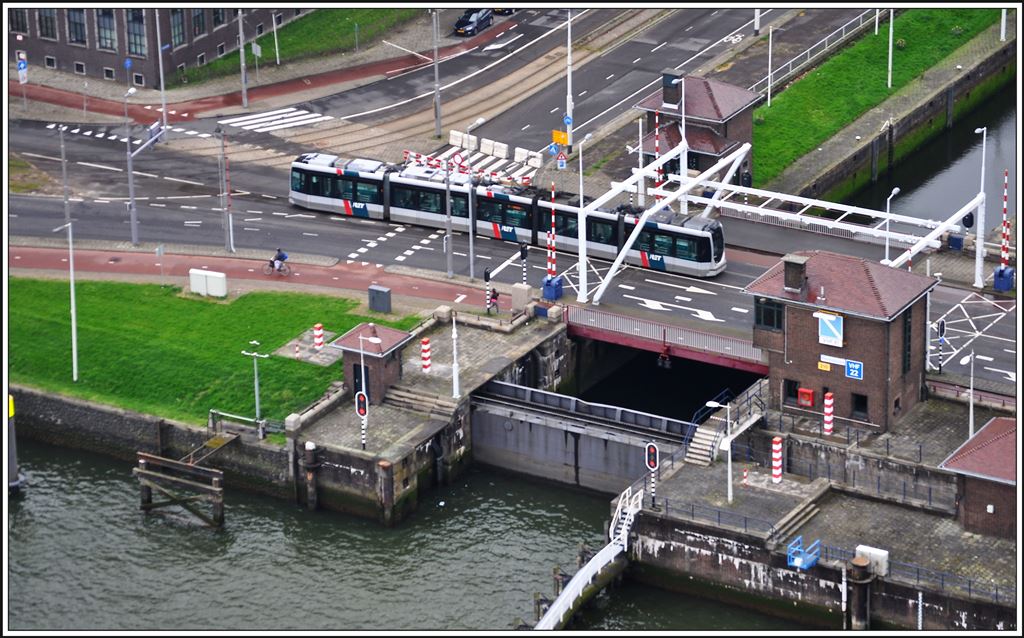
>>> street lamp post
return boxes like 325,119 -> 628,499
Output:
887,9 -> 894,89
451,315 -> 460,399
52,221 -> 78,382
432,9 -> 442,139
672,76 -> 687,212
124,87 -> 139,245
241,341 -> 269,420
155,9 -> 168,142
767,26 -> 774,107
465,117 -> 486,280
444,151 -> 454,278
973,127 -> 987,289
565,8 -> 574,151
214,125 -> 235,252
576,132 -> 594,303
358,331 -> 383,450
884,186 -> 900,263
237,10 -> 248,108
960,350 -> 976,439
706,400 -> 732,503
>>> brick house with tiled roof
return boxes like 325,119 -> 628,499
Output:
634,69 -> 759,183
333,323 -> 414,404
745,250 -> 938,431
939,417 -> 1016,539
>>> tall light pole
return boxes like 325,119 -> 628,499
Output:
241,340 -> 269,420
466,116 -> 486,280
124,87 -> 139,245
884,186 -> 900,263
576,132 -> 593,303
565,8 -> 574,151
272,11 -> 281,64
52,221 -> 78,382
672,75 -> 687,212
357,330 -> 382,450
155,9 -> 168,142
451,315 -> 460,399
432,9 -> 442,138
767,26 -> 774,107
444,150 -> 454,278
59,125 -> 70,222
887,9 -> 894,89
215,125 -> 235,252
237,9 -> 248,108
754,9 -> 761,36
973,127 -> 987,289
706,400 -> 732,503
959,350 -> 976,439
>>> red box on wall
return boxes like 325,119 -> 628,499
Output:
797,387 -> 815,408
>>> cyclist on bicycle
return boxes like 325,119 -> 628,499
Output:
272,248 -> 288,272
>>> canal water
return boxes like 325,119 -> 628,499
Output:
7,439 -> 800,631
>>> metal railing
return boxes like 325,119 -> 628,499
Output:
747,9 -> 879,94
718,203 -> 860,242
564,305 -> 764,364
661,498 -> 777,537
926,379 -> 1017,411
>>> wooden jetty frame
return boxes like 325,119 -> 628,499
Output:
132,452 -> 225,527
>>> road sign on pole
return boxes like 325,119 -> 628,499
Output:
548,142 -> 559,156
563,114 -> 573,127
124,57 -> 132,70
556,151 -> 567,170
355,391 -> 368,417
552,130 -> 567,146
18,58 -> 27,84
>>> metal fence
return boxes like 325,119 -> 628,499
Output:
564,305 -> 764,364
661,498 -> 777,537
747,9 -> 880,94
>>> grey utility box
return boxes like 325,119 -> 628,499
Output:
368,285 -> 392,314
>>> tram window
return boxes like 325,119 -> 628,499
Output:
478,199 -> 503,223
393,185 -> 417,209
505,203 -> 529,228
652,234 -> 674,256
290,169 -> 306,193
636,231 -> 653,253
696,237 -> 711,262
588,219 -> 615,245
675,236 -> 697,260
419,190 -> 442,213
309,173 -> 327,197
355,181 -> 381,204
333,177 -> 354,200
451,193 -> 468,218
555,212 -> 577,238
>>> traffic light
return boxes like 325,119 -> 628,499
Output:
355,391 -> 368,418
962,212 -> 974,228
645,442 -> 659,471
484,267 -> 491,283
519,243 -> 529,260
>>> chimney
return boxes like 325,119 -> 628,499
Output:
782,254 -> 809,294
661,69 -> 683,110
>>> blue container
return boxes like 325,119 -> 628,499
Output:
542,275 -> 564,301
993,266 -> 1015,293
948,235 -> 964,251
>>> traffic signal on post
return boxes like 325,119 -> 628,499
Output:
519,243 -> 529,260
355,391 -> 368,418
484,267 -> 491,283
962,212 -> 974,228
645,442 -> 659,471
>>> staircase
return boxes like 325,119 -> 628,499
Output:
382,383 -> 460,419
684,424 -> 719,466
770,478 -> 829,544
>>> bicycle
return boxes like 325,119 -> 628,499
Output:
262,260 -> 292,276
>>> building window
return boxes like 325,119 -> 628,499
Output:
177,62 -> 186,73
754,297 -> 784,330
133,72 -> 144,86
170,9 -> 185,46
783,379 -> 800,406
126,9 -> 146,56
103,67 -> 115,80
10,8 -> 29,34
197,52 -> 206,66
217,43 -> 226,57
213,9 -> 225,28
38,9 -> 58,39
192,9 -> 205,37
74,61 -> 86,75
275,13 -> 283,26
67,9 -> 87,45
852,393 -> 868,420
901,307 -> 913,375
45,55 -> 57,69
256,22 -> 264,36
97,9 -> 117,51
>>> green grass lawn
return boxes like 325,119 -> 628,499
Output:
8,279 -> 421,426
752,8 -> 1002,186
178,8 -> 423,86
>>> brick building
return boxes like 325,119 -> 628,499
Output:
333,323 -> 413,405
7,7 -> 301,89
745,251 -> 938,432
633,69 -> 759,184
939,417 -> 1016,539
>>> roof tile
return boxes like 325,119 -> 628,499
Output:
939,417 -> 1017,484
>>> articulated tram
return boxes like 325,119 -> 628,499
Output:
289,153 -> 726,277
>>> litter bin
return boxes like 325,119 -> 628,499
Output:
993,266 -> 1015,293
542,275 -> 564,301
947,235 -> 964,251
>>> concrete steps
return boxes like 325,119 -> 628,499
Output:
383,383 -> 459,418
773,504 -> 821,543
684,425 -> 719,466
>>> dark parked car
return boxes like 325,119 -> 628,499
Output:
455,9 -> 493,36
494,8 -> 517,15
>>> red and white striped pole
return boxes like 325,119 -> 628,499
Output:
654,111 -> 662,201
742,467 -> 748,487
1001,168 -> 1010,270
421,338 -> 431,373
547,182 -> 557,278
771,436 -> 783,484
294,343 -> 300,360
313,323 -> 324,351
823,391 -> 834,435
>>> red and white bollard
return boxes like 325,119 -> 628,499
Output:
313,323 -> 324,351
421,338 -> 431,373
742,467 -> 749,487
1001,168 -> 1010,269
295,343 -> 301,360
771,436 -> 783,484
823,391 -> 834,435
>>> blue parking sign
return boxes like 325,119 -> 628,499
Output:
124,57 -> 132,70
845,360 -> 864,380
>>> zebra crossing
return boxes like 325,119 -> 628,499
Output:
405,145 -> 539,186
45,121 -> 211,144
217,107 -> 334,133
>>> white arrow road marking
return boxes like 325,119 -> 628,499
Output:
483,33 -> 523,51
622,294 -> 723,321
982,367 -> 1015,383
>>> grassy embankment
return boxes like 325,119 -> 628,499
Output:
8,153 -> 58,194
177,8 -> 423,86
8,278 -> 421,427
752,8 -> 1002,187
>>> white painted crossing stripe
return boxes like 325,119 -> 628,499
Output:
974,355 -> 994,362
82,130 -> 93,136
731,307 -> 750,313
78,161 -> 122,172
198,133 -> 212,138
217,107 -> 298,125
251,114 -> 334,133
454,294 -> 466,304
244,217 -> 262,222
618,284 -> 635,290
171,128 -> 185,132
394,255 -> 407,261
185,130 -> 199,135
510,165 -> 531,178
149,203 -> 166,207
236,110 -> 311,129
163,176 -> 204,185
435,147 -> 458,160
244,227 -> 261,231
133,171 -> 158,178
550,107 -> 559,113
302,232 -> 319,237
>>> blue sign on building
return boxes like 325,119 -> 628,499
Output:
845,359 -> 864,380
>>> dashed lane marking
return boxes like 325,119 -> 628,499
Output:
302,232 -> 319,237
22,152 -> 60,162
78,161 -> 122,172
454,294 -> 466,304
731,307 -> 750,313
244,227 -> 261,231
163,176 -> 204,185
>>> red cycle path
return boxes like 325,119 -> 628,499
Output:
9,246 -> 502,311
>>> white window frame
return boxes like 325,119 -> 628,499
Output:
197,52 -> 206,66
103,66 -> 115,81
74,61 -> 87,75
133,72 -> 145,86
44,55 -> 57,69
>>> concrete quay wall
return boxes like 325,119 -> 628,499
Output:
627,513 -> 1016,630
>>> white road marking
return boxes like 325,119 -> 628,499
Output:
347,253 -> 360,259
149,203 -> 166,207
302,232 -> 319,237
578,90 -> 588,97
550,107 -> 559,113
394,255 -> 407,261
521,124 -> 530,131
622,294 -> 723,322
244,217 -> 262,222
632,57 -> 642,64
184,221 -> 202,225
605,73 -> 615,80
247,209 -> 263,214
218,107 -> 298,125
285,213 -> 315,219
973,354 -> 994,362
673,295 -> 692,303
94,199 -> 110,204
22,152 -> 60,162
454,294 -> 467,304
180,205 -> 197,210
731,307 -> 750,313
163,176 -> 204,185
133,171 -> 158,178
618,284 -> 635,290
982,367 -> 1016,383
651,42 -> 667,52
78,162 -> 121,172
244,227 -> 261,231
261,194 -> 278,199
